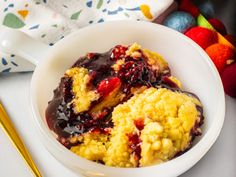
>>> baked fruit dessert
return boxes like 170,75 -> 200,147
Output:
46,43 -> 204,167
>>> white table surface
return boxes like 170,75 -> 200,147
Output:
0,72 -> 235,177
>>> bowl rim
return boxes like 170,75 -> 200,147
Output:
30,20 -> 225,176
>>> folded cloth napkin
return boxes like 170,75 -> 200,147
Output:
0,0 -> 174,73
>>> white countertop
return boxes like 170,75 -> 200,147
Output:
0,72 -> 235,177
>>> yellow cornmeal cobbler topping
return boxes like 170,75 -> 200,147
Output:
71,88 -> 202,167
112,59 -> 125,71
66,67 -> 99,113
142,48 -> 169,74
46,43 -> 204,168
168,76 -> 182,89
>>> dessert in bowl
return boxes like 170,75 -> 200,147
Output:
46,43 -> 204,167
0,21 -> 225,177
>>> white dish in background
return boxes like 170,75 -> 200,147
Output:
0,21 -> 225,177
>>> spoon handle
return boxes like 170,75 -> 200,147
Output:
0,101 -> 42,177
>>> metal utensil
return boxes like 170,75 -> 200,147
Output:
0,100 -> 42,177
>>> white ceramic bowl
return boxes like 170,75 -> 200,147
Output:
0,21 -> 225,177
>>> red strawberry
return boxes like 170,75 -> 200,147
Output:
111,45 -> 128,60
179,0 -> 200,18
205,43 -> 235,73
97,77 -> 121,96
208,18 -> 227,35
